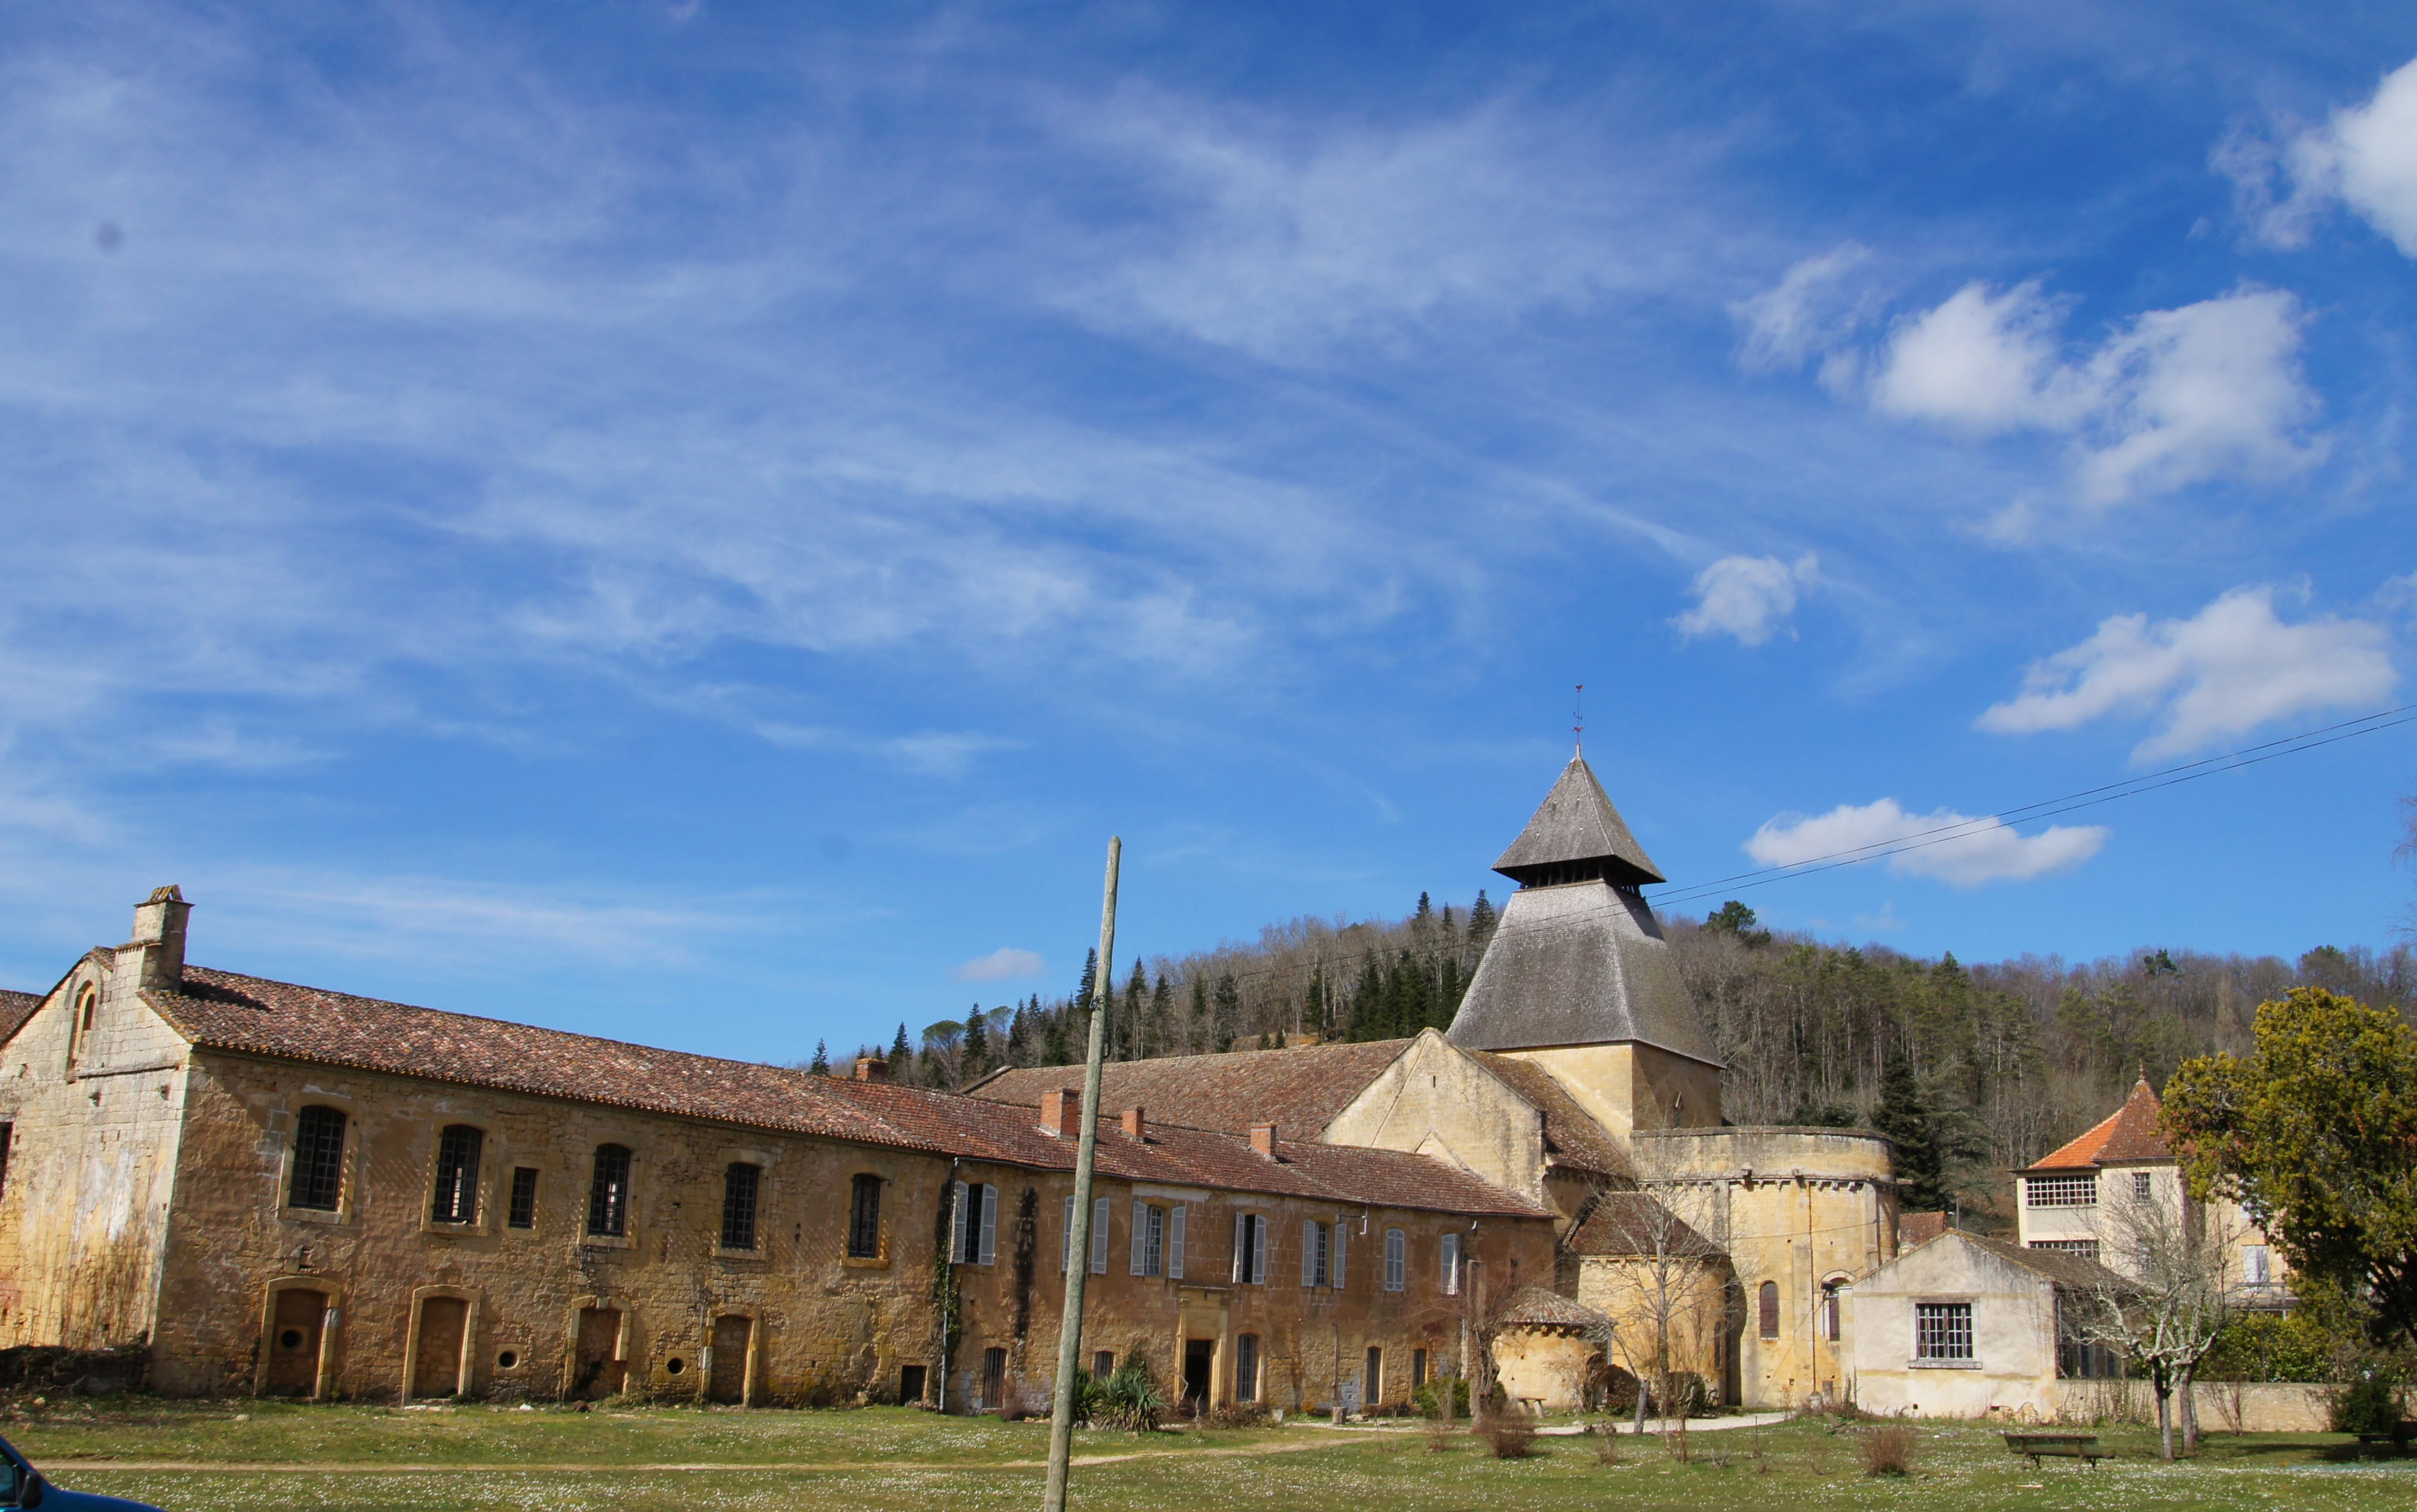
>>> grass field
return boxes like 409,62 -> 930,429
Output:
6,1400 -> 2413,1512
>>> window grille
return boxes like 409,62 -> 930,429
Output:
431,1125 -> 483,1224
721,1163 -> 761,1250
1235,1334 -> 1260,1402
847,1174 -> 882,1258
1384,1228 -> 1406,1291
1758,1280 -> 1780,1340
2131,1171 -> 2153,1201
2029,1239 -> 2100,1258
288,1106 -> 347,1211
1915,1302 -> 1973,1360
2025,1174 -> 2096,1207
588,1144 -> 632,1236
507,1167 -> 538,1229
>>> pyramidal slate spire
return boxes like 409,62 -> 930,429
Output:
1491,757 -> 1664,889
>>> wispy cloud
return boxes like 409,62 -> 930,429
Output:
952,947 -> 1044,982
1673,554 -> 1818,646
1746,799 -> 2107,887
1976,584 -> 2399,759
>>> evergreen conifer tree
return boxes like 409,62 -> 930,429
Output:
1188,976 -> 1210,1055
1125,959 -> 1150,1061
1468,889 -> 1497,948
1303,966 -> 1326,1040
889,1022 -> 914,1078
1871,1052 -> 1947,1211
1043,1007 -> 1071,1066
809,1039 -> 830,1076
962,1003 -> 990,1077
1075,948 -> 1099,1012
1150,973 -> 1173,1058
1349,950 -> 1383,1041
1211,973 -> 1241,1053
1005,1004 -> 1032,1066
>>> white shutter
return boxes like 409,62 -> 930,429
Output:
1441,1233 -> 1459,1295
1062,1194 -> 1075,1273
1170,1204 -> 1186,1280
951,1181 -> 969,1263
1301,1220 -> 1317,1287
1130,1199 -> 1147,1275
1232,1213 -> 1246,1283
1332,1222 -> 1347,1289
1090,1197 -> 1110,1274
1251,1214 -> 1266,1285
977,1184 -> 998,1265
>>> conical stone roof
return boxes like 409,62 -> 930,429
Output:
1492,755 -> 1663,887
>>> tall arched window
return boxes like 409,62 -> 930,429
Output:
431,1125 -> 483,1224
289,1106 -> 348,1211
1820,1280 -> 1843,1342
588,1144 -> 632,1236
1758,1280 -> 1780,1340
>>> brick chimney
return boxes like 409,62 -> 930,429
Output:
1121,1106 -> 1146,1141
118,885 -> 191,991
1041,1087 -> 1083,1138
1250,1122 -> 1277,1159
854,1056 -> 889,1083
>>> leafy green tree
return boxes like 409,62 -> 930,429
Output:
2165,987 -> 2417,1347
1704,900 -> 1771,947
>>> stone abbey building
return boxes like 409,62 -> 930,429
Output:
0,760 -> 1901,1412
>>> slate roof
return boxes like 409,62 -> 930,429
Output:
1469,1052 -> 1630,1177
1492,1285 -> 1611,1332
2023,1079 -> 2169,1172
147,968 -> 1546,1219
1562,1190 -> 1721,1259
0,990 -> 40,1047
966,1040 -> 1417,1139
1492,757 -> 1663,887
1446,880 -> 1720,1063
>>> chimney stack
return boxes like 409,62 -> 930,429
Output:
120,885 -> 191,991
1121,1106 -> 1146,1141
1250,1122 -> 1277,1159
1041,1087 -> 1083,1139
854,1056 -> 889,1083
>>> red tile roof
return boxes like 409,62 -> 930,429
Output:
2023,1078 -> 2169,1172
0,990 -> 40,1047
150,968 -> 1547,1219
967,1040 -> 1417,1138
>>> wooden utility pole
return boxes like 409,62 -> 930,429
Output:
1043,836 -> 1119,1512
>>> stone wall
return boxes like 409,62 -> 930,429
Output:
2053,1379 -> 2337,1433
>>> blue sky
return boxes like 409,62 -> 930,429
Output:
3,1 -> 2414,1061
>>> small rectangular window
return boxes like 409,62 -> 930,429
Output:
1916,1301 -> 1973,1361
1132,1202 -> 1165,1277
1232,1213 -> 1267,1284
955,1183 -> 999,1264
0,1122 -> 12,1203
1440,1232 -> 1460,1295
1364,1345 -> 1382,1406
1301,1220 -> 1329,1288
721,1163 -> 761,1250
507,1167 -> 538,1229
1094,1349 -> 1115,1380
2131,1171 -> 2153,1201
1235,1333 -> 1259,1402
588,1144 -> 632,1236
1412,1348 -> 1427,1389
431,1125 -> 483,1224
983,1346 -> 1008,1410
288,1107 -> 347,1212
2243,1245 -> 2271,1285
2029,1239 -> 2100,1258
1384,1228 -> 1406,1292
847,1174 -> 882,1258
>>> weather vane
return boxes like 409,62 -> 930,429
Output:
1574,683 -> 1585,756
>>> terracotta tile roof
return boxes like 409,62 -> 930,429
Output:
966,1040 -> 1417,1139
1469,1052 -> 1629,1178
2023,1078 -> 2169,1172
1492,1284 -> 1611,1332
1562,1190 -> 1719,1258
150,969 -> 1546,1219
0,990 -> 40,1047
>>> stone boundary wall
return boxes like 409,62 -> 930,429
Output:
2051,1379 -> 2336,1433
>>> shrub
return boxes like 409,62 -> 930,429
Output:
1088,1363 -> 1166,1432
1412,1378 -> 1471,1417
2331,1369 -> 2407,1436
2206,1311 -> 2354,1383
1594,1422 -> 1622,1464
1487,1415 -> 1538,1459
1204,1401 -> 1269,1429
1857,1423 -> 1917,1477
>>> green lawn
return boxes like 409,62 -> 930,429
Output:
6,1401 -> 2411,1512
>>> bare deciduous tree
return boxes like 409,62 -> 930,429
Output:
2075,1183 -> 2239,1459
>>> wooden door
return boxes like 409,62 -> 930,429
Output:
707,1316 -> 751,1404
411,1297 -> 468,1398
264,1289 -> 326,1396
574,1307 -> 626,1399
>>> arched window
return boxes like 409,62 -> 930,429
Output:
71,986 -> 98,1061
431,1125 -> 483,1224
588,1144 -> 632,1236
1821,1280 -> 1843,1342
288,1106 -> 348,1211
1758,1280 -> 1780,1340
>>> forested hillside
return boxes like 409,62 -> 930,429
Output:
832,891 -> 2414,1212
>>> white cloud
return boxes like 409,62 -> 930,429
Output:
1976,585 -> 2399,759
953,947 -> 1044,982
2224,55 -> 2417,257
1863,281 -> 2320,504
1732,243 -> 1873,376
1746,798 -> 2107,887
1673,553 -> 1818,646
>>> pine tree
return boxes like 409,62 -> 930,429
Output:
1125,959 -> 1150,1061
1303,966 -> 1326,1041
809,1039 -> 830,1076
1349,950 -> 1383,1041
1871,1052 -> 1947,1211
1211,973 -> 1241,1053
962,1003 -> 990,1078
1043,1007 -> 1071,1066
1468,889 -> 1497,949
889,1022 -> 914,1078
1006,1004 -> 1032,1066
1075,948 -> 1099,1012
1188,977 -> 1210,1055
1151,973 -> 1174,1057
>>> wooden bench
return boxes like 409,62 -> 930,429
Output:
2353,1424 -> 2412,1453
2003,1432 -> 2105,1467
